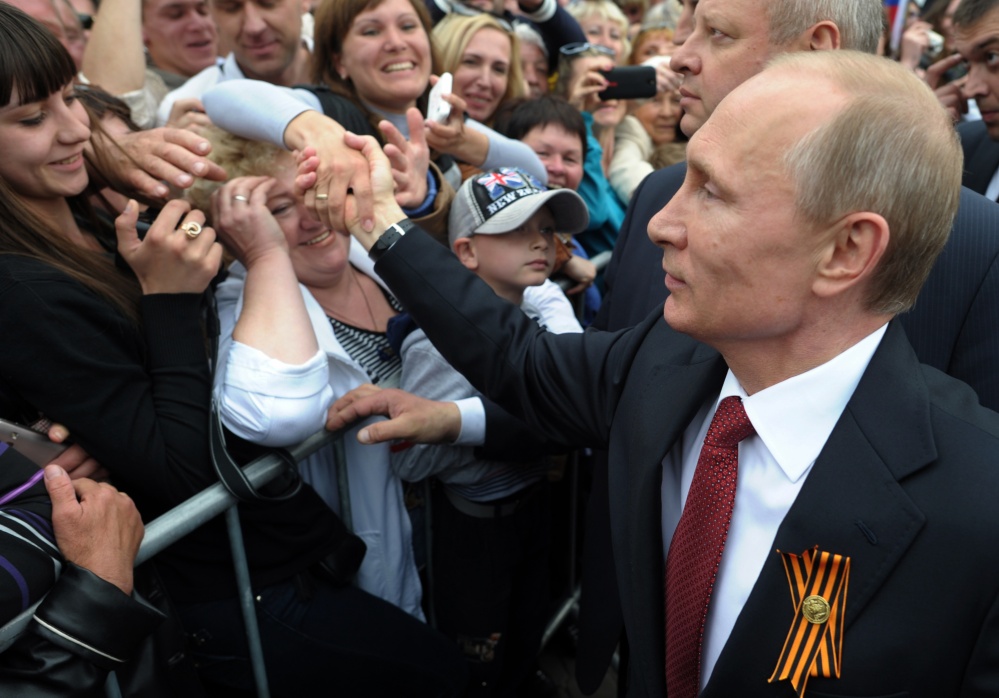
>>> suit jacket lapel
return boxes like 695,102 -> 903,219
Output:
610,323 -> 726,696
702,323 -> 934,695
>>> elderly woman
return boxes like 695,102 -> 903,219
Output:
187,127 -> 468,696
566,0 -> 631,63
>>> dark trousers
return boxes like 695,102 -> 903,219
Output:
431,483 -> 551,698
176,571 -> 467,697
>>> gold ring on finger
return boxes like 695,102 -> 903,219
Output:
181,221 -> 203,239
315,193 -> 329,201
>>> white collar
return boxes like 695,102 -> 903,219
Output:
716,324 -> 888,483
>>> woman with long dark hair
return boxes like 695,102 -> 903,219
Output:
0,6 -> 466,695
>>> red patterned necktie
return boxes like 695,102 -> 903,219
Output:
665,395 -> 756,697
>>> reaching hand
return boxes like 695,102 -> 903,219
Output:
116,199 -> 223,294
283,110 -> 373,234
341,132 -> 408,246
164,97 -> 213,134
424,89 -> 490,167
644,56 -> 682,95
45,465 -> 143,594
379,109 -> 430,210
90,127 -> 227,201
326,385 -> 462,445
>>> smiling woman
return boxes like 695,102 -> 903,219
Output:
433,13 -> 526,126
183,124 -> 470,695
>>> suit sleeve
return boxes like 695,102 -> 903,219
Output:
375,228 -> 653,449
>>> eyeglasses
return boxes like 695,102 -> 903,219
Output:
558,42 -> 616,57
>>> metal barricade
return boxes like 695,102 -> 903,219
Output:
0,428 -> 346,698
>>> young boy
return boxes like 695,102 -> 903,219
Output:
393,167 -> 588,697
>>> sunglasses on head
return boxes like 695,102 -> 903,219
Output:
559,42 -> 616,57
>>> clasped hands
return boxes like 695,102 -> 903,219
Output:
295,130 -> 463,446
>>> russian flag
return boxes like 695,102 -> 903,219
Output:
886,0 -> 910,53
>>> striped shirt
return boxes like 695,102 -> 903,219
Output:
0,443 -> 63,624
329,295 -> 404,388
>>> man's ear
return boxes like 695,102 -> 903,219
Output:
806,21 -> 841,51
453,237 -> 479,271
812,212 -> 889,299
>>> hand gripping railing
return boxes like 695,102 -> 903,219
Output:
0,428 -> 348,698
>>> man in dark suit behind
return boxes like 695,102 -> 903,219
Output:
584,0 -> 999,690
336,50 -> 999,697
954,0 -> 999,199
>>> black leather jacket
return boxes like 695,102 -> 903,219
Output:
0,563 -> 164,697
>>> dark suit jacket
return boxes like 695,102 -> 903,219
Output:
959,120 -> 999,197
377,230 -> 999,698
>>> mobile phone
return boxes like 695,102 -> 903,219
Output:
926,30 -> 944,55
0,419 -> 67,467
427,73 -> 453,124
598,66 -> 657,101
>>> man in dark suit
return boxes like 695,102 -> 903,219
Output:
954,0 -> 999,198
334,49 -> 999,697
585,0 -> 999,690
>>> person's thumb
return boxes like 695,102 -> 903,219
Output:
43,465 -> 77,512
114,199 -> 141,251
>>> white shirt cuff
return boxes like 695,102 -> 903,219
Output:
453,397 -> 485,445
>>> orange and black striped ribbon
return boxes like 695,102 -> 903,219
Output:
768,547 -> 850,698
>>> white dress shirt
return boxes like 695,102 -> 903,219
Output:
661,324 -> 887,690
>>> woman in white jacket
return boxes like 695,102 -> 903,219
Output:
191,122 -> 578,616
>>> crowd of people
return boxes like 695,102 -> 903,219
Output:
1,0 -> 998,696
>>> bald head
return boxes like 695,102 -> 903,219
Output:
763,51 -> 962,313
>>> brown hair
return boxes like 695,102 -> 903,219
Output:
0,4 -> 141,323
312,0 -> 440,133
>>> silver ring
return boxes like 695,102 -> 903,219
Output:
315,193 -> 329,201
181,221 -> 203,239
233,194 -> 249,203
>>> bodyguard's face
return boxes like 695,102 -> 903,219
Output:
670,0 -> 779,136
954,8 -> 999,140
648,70 -> 844,350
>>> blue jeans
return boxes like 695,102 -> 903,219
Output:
177,572 -> 467,697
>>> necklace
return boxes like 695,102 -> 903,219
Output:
320,267 -> 380,331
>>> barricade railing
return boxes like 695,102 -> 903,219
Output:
0,247 -> 613,694
0,428 -> 343,698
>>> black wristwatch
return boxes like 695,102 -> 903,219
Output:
369,218 -> 416,262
